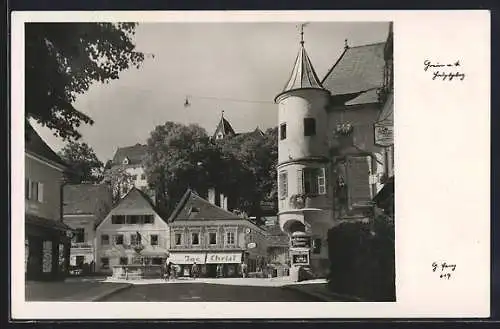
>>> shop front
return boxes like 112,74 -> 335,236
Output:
167,252 -> 207,277
206,252 -> 243,278
25,214 -> 72,281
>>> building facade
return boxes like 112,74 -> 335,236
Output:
95,188 -> 170,274
167,189 -> 269,278
25,123 -> 72,281
276,23 -> 394,278
63,183 -> 113,273
108,143 -> 149,198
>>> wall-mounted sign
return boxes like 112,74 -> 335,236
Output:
247,242 -> 256,249
206,252 -> 242,264
374,123 -> 394,147
168,253 -> 206,264
291,250 -> 310,266
291,235 -> 311,248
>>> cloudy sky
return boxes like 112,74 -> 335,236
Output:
31,21 -> 390,162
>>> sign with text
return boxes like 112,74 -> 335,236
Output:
168,253 -> 206,264
291,235 -> 311,248
374,123 -> 394,147
291,250 -> 310,266
206,252 -> 242,264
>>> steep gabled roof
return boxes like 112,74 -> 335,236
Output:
25,121 -> 67,168
111,143 -> 147,166
63,183 -> 112,216
275,44 -> 326,101
95,187 -> 167,229
322,42 -> 386,105
213,114 -> 236,139
168,189 -> 240,222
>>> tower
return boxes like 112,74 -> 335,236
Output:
274,25 -> 333,278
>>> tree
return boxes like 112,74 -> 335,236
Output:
25,23 -> 145,140
58,141 -> 103,183
102,165 -> 134,203
143,122 -> 225,216
217,127 -> 278,217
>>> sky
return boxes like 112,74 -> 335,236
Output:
31,21 -> 390,163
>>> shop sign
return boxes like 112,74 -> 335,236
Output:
168,253 -> 206,264
206,252 -> 242,264
291,250 -> 310,266
374,123 -> 394,147
291,235 -> 311,248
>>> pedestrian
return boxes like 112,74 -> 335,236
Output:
191,262 -> 199,279
216,264 -> 222,278
163,261 -> 171,281
241,262 -> 248,278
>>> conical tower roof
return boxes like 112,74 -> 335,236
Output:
275,35 -> 326,102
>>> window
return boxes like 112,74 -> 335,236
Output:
191,233 -> 200,245
130,233 -> 141,246
304,118 -> 316,136
25,180 -> 44,202
141,174 -> 146,180
175,233 -> 182,246
132,175 -> 138,181
226,231 -> 235,245
25,179 -> 30,199
74,228 -> 85,243
279,171 -> 288,200
209,232 -> 217,245
115,234 -> 124,245
101,235 -> 109,245
302,167 -> 326,195
151,235 -> 158,246
112,215 -> 125,224
127,215 -> 140,224
312,239 -> 322,254
280,123 -> 287,140
119,257 -> 128,265
101,257 -> 109,269
144,215 -> 154,224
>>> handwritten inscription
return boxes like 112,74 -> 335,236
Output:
432,261 -> 457,280
424,60 -> 465,81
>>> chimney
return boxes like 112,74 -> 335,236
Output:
208,188 -> 216,205
219,193 -> 228,210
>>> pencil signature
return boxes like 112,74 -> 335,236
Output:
432,261 -> 457,280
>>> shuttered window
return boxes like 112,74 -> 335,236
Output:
345,155 -> 372,208
297,169 -> 303,194
279,171 -> 288,199
37,182 -> 44,202
303,168 -> 327,195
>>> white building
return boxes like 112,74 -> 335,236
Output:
95,187 -> 170,274
110,143 -> 149,195
275,24 -> 394,278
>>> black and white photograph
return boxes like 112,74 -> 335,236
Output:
11,11 -> 489,319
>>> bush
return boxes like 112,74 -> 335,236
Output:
327,215 -> 395,301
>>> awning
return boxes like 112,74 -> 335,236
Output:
140,247 -> 169,257
168,252 -> 206,265
206,252 -> 242,264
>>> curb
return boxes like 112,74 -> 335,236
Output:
283,285 -> 366,302
91,283 -> 133,302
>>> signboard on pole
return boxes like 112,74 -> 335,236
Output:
291,250 -> 310,266
374,123 -> 394,147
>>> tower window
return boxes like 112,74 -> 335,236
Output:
279,171 -> 288,200
304,118 -> 316,136
303,167 -> 326,195
280,123 -> 287,140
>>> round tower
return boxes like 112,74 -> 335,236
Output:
275,27 -> 333,278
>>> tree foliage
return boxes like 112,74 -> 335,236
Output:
102,164 -> 134,203
25,22 -> 145,140
58,141 -> 103,183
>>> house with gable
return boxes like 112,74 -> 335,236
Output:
167,188 -> 269,278
95,187 -> 170,274
63,183 -> 113,273
108,143 -> 149,197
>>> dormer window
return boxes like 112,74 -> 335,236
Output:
188,206 -> 200,218
122,157 -> 130,165
217,132 -> 223,140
